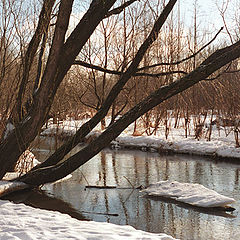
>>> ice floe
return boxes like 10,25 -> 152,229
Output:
141,180 -> 236,208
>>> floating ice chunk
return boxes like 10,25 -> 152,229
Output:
142,180 -> 235,208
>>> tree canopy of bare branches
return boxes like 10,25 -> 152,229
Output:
0,0 -> 240,188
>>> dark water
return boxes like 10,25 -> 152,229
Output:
23,137 -> 240,239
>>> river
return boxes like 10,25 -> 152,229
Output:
11,137 -> 240,240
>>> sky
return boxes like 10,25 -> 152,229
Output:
180,0 -> 222,27
180,0 -> 238,34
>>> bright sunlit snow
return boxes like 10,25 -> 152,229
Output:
0,199 -> 178,240
1,116 -> 239,239
141,180 -> 236,208
41,115 -> 240,159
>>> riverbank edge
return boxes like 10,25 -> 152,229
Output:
40,129 -> 240,164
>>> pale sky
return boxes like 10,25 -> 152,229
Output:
180,0 -> 222,28
179,0 -> 239,43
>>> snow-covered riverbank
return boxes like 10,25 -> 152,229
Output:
41,117 -> 240,160
1,116 -> 239,240
0,199 -> 178,240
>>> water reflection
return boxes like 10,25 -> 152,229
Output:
31,137 -> 240,240
4,189 -> 88,221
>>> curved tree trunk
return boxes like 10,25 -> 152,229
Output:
15,0 -> 56,122
16,40 -> 240,186
2,0 -> 240,190
0,0 -> 117,179
31,0 -> 178,172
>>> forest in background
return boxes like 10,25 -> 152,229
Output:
1,0 -> 239,139
0,0 -> 240,186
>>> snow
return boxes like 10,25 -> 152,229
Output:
141,180 -> 236,208
42,115 -> 240,159
3,122 -> 14,139
0,175 -> 176,239
0,167 -> 179,239
0,199 -> 178,240
112,133 -> 240,158
1,115 -> 238,239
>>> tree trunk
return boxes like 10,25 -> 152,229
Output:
30,0 -> 178,172
0,0 -> 117,179
15,0 -> 55,122
16,39 -> 240,186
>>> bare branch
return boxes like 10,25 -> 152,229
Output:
138,27 -> 224,71
16,37 -> 240,186
105,0 -> 139,18
24,0 -> 178,175
73,60 -> 187,77
225,70 -> 240,74
74,60 -> 121,75
205,63 -> 232,81
15,0 -> 56,121
79,91 -> 97,109
142,70 -> 187,77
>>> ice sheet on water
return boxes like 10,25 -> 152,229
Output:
141,180 -> 235,208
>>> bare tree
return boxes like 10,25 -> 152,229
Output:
0,0 -> 240,188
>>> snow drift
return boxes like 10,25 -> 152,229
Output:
0,199 -> 178,240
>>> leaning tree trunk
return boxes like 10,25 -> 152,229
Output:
16,40 -> 240,186
0,0 -> 117,179
31,0 -> 179,172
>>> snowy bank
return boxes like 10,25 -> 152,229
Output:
41,117 -> 240,160
141,180 -> 235,209
0,199 -> 178,240
86,131 -> 240,160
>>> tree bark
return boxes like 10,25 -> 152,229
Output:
0,0 -> 117,179
30,0 -> 178,171
16,39 -> 240,186
15,0 -> 56,121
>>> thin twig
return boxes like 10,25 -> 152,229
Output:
80,170 -> 89,186
137,27 -> 224,71
81,210 -> 118,217
205,62 -> 232,81
123,176 -> 134,189
85,185 -> 116,189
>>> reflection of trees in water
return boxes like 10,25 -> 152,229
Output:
4,189 -> 88,221
112,151 -> 129,225
235,169 -> 239,186
100,152 -> 110,222
99,151 -> 107,186
30,145 -> 240,239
